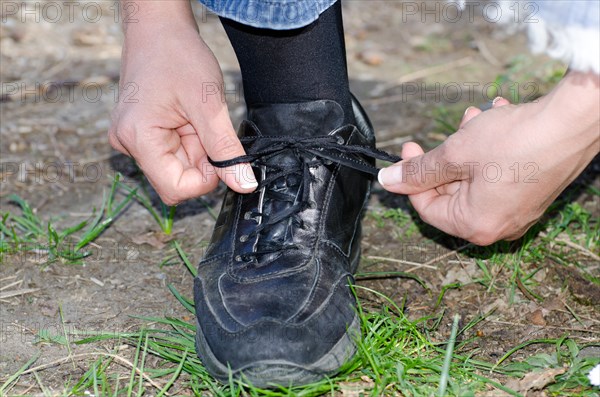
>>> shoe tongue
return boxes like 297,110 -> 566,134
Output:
237,101 -> 345,263
246,100 -> 345,137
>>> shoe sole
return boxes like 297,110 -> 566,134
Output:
195,314 -> 360,388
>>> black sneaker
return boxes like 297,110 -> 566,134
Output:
193,97 -> 399,387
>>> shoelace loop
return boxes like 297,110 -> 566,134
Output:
209,135 -> 401,264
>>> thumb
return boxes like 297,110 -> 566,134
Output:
203,130 -> 258,193
378,142 -> 449,194
191,108 -> 258,193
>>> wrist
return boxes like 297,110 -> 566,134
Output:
121,0 -> 198,39
541,71 -> 600,152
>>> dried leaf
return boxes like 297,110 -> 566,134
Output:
542,296 -> 565,312
527,308 -> 546,326
518,367 -> 566,392
131,231 -> 175,249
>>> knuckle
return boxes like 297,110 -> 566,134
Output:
440,135 -> 461,162
469,235 -> 496,247
161,197 -> 180,206
416,208 -> 432,225
113,123 -> 138,149
108,132 -> 121,150
158,191 -> 181,206
455,210 -> 498,246
468,225 -> 501,246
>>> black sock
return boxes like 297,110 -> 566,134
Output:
220,1 -> 354,124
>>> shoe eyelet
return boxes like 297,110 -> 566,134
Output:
244,211 -> 252,220
235,255 -> 242,262
336,136 -> 345,145
239,235 -> 248,243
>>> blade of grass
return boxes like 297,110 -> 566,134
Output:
75,187 -> 136,251
173,241 -> 197,277
438,314 -> 460,397
59,304 -> 76,370
126,333 -> 144,397
156,349 -> 188,397
167,284 -> 195,314
0,353 -> 40,395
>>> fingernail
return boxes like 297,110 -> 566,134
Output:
378,165 -> 400,187
239,164 -> 258,189
492,96 -> 503,105
464,106 -> 477,116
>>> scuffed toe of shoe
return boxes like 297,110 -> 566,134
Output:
194,259 -> 360,387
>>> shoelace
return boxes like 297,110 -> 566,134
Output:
210,135 -> 401,263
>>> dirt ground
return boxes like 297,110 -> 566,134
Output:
1,0 -> 598,393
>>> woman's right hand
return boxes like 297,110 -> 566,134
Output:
109,1 -> 256,205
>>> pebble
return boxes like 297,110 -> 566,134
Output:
18,125 -> 33,134
94,118 -> 111,131
358,50 -> 385,66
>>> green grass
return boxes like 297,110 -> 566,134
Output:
1,178 -> 598,396
372,184 -> 599,307
3,240 -> 599,396
0,173 -> 135,265
115,177 -> 177,235
2,267 -> 597,396
427,58 -> 567,141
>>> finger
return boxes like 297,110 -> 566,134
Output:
204,131 -> 257,192
401,141 -> 424,159
108,125 -> 132,157
492,96 -> 511,108
176,125 -> 206,168
189,108 -> 257,194
377,141 -> 421,191
402,142 -> 459,199
407,188 -> 462,238
176,131 -> 221,191
134,127 -> 218,205
378,142 -> 453,195
459,106 -> 482,129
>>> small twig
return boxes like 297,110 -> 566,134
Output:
376,135 -> 414,149
366,244 -> 471,272
422,243 -> 472,267
0,288 -> 40,300
540,232 -> 600,261
365,255 -> 438,270
364,57 -> 473,105
489,319 -> 599,334
563,302 -> 585,327
474,38 -> 502,66
393,57 -> 474,87
10,383 -> 35,395
554,309 -> 600,325
17,352 -> 168,394
0,279 -> 23,291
